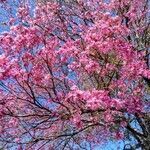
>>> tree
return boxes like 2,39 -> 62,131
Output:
0,0 -> 149,149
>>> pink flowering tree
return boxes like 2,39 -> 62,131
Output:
0,0 -> 149,149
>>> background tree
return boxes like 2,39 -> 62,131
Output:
0,0 -> 149,149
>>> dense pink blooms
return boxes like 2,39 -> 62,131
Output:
0,0 -> 149,149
